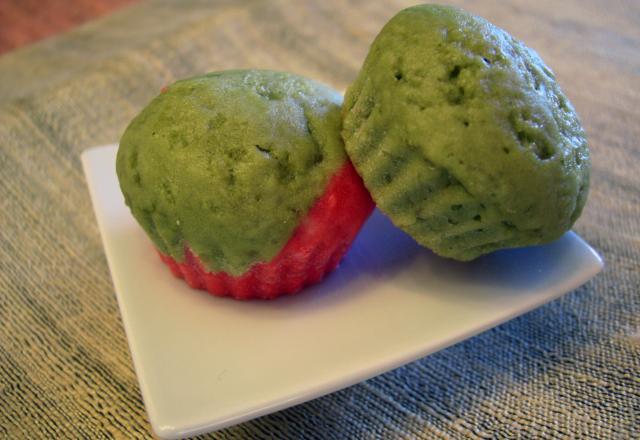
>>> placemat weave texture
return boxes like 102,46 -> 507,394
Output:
0,1 -> 638,438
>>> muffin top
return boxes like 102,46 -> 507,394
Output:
342,4 -> 590,260
117,70 -> 345,275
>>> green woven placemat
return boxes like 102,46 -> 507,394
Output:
1,0 -> 638,438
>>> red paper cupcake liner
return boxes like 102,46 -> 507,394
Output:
158,160 -> 375,300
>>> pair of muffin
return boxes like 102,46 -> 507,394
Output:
117,5 -> 590,300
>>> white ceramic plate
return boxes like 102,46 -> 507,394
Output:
82,144 -> 603,439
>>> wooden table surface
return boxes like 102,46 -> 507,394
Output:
0,1 -> 638,438
0,0 -> 137,54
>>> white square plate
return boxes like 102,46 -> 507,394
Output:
82,144 -> 603,439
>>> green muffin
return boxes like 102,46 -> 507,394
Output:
342,4 -> 590,260
117,70 -> 347,276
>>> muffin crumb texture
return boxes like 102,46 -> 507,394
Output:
342,4 -> 590,260
117,70 -> 346,275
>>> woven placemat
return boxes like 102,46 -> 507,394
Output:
1,0 -> 638,438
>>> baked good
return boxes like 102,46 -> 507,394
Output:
117,70 -> 374,299
342,4 -> 590,260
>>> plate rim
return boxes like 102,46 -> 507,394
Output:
81,144 -> 604,439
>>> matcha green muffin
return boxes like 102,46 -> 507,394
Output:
342,4 -> 590,260
117,70 -> 373,299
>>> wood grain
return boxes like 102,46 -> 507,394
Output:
0,0 -> 138,54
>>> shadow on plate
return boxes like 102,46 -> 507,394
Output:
259,209 -> 581,312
